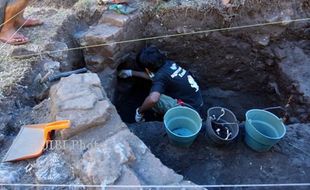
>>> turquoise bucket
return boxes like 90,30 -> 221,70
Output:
245,109 -> 286,152
164,106 -> 202,147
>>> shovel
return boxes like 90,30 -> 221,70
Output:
2,120 -> 70,162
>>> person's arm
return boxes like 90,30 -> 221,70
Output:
118,70 -> 151,80
135,73 -> 164,122
138,92 -> 161,114
132,71 -> 151,80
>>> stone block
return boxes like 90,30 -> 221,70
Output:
97,67 -> 117,101
57,124 -> 189,187
81,24 -> 122,45
43,61 -> 60,72
108,130 -> 184,185
84,42 -> 120,58
105,41 -> 120,53
74,0 -> 104,22
78,131 -> 136,185
69,112 -> 125,144
84,55 -> 107,72
45,42 -> 72,71
58,99 -> 112,139
113,166 -> 143,187
132,149 -> 184,185
79,24 -> 124,72
100,12 -> 130,27
50,73 -> 112,139
85,56 -> 116,73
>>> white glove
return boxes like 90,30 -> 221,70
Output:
135,108 -> 145,123
118,70 -> 132,78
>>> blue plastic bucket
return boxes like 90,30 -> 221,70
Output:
164,106 -> 202,147
245,109 -> 286,152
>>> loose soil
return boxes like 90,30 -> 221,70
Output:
128,122 -> 310,187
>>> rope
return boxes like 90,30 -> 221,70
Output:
0,17 -> 309,60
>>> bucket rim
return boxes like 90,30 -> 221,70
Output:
207,107 -> 238,121
245,109 -> 286,140
206,106 -> 239,141
164,106 -> 202,138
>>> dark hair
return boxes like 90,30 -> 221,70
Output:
137,46 -> 166,72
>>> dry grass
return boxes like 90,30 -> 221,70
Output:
0,7 -> 73,98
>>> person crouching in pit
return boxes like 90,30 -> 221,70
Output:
118,46 -> 204,122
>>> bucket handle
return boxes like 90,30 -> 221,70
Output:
209,107 -> 239,125
263,106 -> 286,112
263,106 -> 288,122
175,101 -> 203,122
177,100 -> 195,110
210,108 -> 225,122
217,108 -> 225,121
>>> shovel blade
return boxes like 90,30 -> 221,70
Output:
2,120 -> 70,162
3,126 -> 45,162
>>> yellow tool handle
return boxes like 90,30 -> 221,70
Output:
45,120 -> 71,131
44,120 -> 71,140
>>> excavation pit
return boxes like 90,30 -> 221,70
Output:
107,1 -> 310,186
0,0 -> 309,187
113,35 -> 309,185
